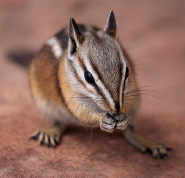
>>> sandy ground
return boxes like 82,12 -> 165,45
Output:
0,0 -> 185,177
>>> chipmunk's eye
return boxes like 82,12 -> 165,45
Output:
84,71 -> 95,84
125,67 -> 129,79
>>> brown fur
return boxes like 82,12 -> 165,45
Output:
29,45 -> 63,107
29,11 -> 170,158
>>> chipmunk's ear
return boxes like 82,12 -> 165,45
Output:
68,18 -> 84,60
104,10 -> 117,38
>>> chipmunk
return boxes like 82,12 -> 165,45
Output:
29,10 -> 170,158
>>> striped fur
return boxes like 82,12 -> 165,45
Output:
29,10 -> 139,128
29,11 -> 171,159
46,37 -> 62,59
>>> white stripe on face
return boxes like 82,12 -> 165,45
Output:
46,37 -> 62,59
65,55 -> 107,110
82,54 -> 116,111
115,42 -> 127,110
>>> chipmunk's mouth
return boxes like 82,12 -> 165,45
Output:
100,113 -> 130,133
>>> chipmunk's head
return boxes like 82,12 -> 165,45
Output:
67,11 -> 131,129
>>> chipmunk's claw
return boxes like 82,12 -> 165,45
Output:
29,122 -> 66,148
29,130 -> 41,140
138,142 -> 171,159
30,130 -> 61,148
151,143 -> 171,159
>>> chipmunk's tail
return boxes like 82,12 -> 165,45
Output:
6,49 -> 37,68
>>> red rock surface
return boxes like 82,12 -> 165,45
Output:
1,0 -> 185,177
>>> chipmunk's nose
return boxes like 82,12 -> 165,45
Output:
115,101 -> 120,113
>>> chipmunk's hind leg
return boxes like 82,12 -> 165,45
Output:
123,125 -> 171,159
30,121 -> 66,148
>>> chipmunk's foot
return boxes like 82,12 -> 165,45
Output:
29,121 -> 66,148
140,142 -> 171,159
124,126 -> 171,159
146,142 -> 171,159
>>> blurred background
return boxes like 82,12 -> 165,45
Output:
0,0 -> 185,177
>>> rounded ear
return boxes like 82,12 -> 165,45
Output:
104,10 -> 117,39
68,18 -> 84,60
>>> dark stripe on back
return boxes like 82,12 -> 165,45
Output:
55,29 -> 68,50
78,24 -> 86,33
55,24 -> 100,50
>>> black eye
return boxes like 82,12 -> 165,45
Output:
125,67 -> 129,79
84,71 -> 95,84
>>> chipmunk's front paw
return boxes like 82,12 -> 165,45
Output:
143,142 -> 171,159
114,113 -> 130,130
100,113 -> 130,133
100,114 -> 116,133
29,122 -> 66,148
